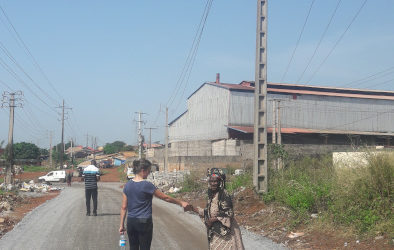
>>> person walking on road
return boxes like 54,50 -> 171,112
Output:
82,160 -> 100,216
119,159 -> 192,250
66,170 -> 72,187
191,168 -> 245,250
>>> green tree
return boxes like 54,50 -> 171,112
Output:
103,141 -> 126,154
13,142 -> 40,159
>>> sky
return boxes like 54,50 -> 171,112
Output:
0,0 -> 393,148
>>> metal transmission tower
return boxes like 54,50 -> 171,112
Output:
253,0 -> 268,193
1,91 -> 23,185
135,111 -> 146,159
56,100 -> 72,168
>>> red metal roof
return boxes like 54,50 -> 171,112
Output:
207,81 -> 394,101
226,125 -> 394,136
268,88 -> 394,101
207,82 -> 254,91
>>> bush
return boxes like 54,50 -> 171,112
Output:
329,153 -> 393,235
226,172 -> 253,193
180,172 -> 205,193
263,155 -> 334,225
23,165 -> 49,172
264,152 -> 394,236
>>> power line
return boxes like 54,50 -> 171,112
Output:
296,0 -> 342,83
0,4 -> 63,100
280,0 -> 316,82
305,0 -> 368,84
0,42 -> 59,105
166,0 -> 214,109
340,65 -> 394,88
0,56 -> 58,114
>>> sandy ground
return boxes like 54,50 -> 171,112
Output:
0,182 -> 286,250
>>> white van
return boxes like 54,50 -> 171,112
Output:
38,170 -> 66,182
127,168 -> 135,180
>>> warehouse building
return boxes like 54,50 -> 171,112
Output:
168,76 -> 394,157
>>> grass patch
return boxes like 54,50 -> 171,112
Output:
23,165 -> 49,172
263,152 -> 394,237
329,153 -> 393,236
180,172 -> 205,193
264,155 -> 333,227
117,165 -> 127,182
226,172 -> 253,193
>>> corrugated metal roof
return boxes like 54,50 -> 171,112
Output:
226,125 -> 394,136
198,81 -> 394,100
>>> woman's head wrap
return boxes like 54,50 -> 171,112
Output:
207,168 -> 226,190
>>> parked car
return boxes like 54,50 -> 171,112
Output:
38,170 -> 66,182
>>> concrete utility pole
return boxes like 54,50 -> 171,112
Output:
85,133 -> 89,148
253,0 -> 268,193
146,127 -> 157,149
57,100 -> 71,168
277,100 -> 282,145
272,100 -> 276,144
1,91 -> 23,185
93,137 -> 97,161
165,107 -> 169,172
135,111 -> 146,159
70,138 -> 74,165
49,131 -> 53,168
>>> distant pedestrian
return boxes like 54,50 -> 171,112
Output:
119,159 -> 192,250
66,171 -> 72,187
82,160 -> 100,216
191,169 -> 244,250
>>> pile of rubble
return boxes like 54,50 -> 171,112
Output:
0,180 -> 63,193
18,180 -> 62,193
0,193 -> 22,214
148,170 -> 190,192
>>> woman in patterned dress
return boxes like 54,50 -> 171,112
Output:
191,169 -> 245,250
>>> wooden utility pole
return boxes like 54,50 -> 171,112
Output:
1,91 -> 23,185
165,107 -> 169,172
253,0 -> 268,193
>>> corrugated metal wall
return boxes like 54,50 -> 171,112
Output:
170,84 -> 394,142
169,84 -> 229,142
274,94 -> 394,132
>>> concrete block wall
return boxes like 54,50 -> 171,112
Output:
212,139 -> 240,156
170,140 -> 212,156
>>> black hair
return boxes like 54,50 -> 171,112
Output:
133,159 -> 152,174
91,160 -> 97,166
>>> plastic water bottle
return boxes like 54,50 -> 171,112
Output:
119,234 -> 126,249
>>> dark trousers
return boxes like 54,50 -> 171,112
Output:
127,217 -> 153,250
85,188 -> 98,213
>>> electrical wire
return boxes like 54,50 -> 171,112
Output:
0,5 -> 63,100
296,0 -> 342,83
340,66 -> 394,88
305,0 -> 368,84
0,42 -> 59,105
280,0 -> 316,82
166,0 -> 214,110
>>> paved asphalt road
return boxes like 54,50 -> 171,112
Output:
0,182 -> 286,250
